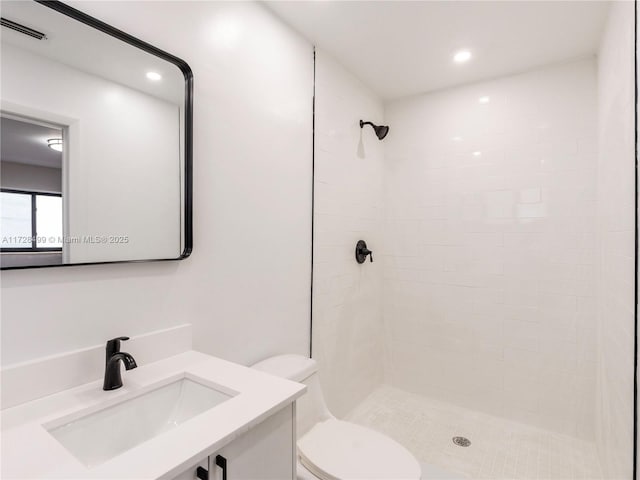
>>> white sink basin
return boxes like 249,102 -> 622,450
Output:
46,376 -> 234,467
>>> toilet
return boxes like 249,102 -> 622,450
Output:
252,354 -> 422,480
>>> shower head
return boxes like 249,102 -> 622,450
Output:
360,120 -> 389,140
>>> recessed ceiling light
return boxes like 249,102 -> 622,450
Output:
479,96 -> 490,104
47,138 -> 62,152
146,71 -> 162,81
472,151 -> 482,157
452,136 -> 463,142
453,50 -> 472,63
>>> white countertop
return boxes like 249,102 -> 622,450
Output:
1,351 -> 306,479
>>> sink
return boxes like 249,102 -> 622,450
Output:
46,376 -> 234,467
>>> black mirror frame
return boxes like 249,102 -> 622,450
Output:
2,0 -> 193,270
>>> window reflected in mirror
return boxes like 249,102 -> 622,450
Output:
1,116 -> 63,267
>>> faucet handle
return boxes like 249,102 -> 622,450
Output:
105,336 -> 130,363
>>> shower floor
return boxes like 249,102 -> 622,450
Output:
345,385 -> 603,480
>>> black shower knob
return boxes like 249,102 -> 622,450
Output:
355,240 -> 373,264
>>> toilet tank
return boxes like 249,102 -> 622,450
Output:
252,354 -> 332,438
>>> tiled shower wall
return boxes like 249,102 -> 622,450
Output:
312,50 -> 385,417
595,1 -> 635,477
382,59 -> 598,439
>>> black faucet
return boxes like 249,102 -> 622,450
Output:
103,336 -> 138,391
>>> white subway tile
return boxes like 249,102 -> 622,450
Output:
383,60 -> 600,440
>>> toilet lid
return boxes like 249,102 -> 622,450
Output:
298,419 -> 422,480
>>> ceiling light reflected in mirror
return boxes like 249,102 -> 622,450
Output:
146,71 -> 162,81
47,138 -> 63,152
453,50 -> 471,63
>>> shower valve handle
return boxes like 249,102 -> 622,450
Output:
365,249 -> 373,262
355,240 -> 373,264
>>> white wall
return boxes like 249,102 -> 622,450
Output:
1,1 -> 312,370
312,50 -> 385,417
595,1 -> 636,477
2,43 -> 180,263
0,161 -> 61,193
383,59 -> 598,439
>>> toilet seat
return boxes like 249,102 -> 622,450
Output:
298,419 -> 422,480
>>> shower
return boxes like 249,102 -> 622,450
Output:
311,2 -> 636,472
359,120 -> 389,140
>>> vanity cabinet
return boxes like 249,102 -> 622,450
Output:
171,404 -> 296,480
172,458 -> 209,480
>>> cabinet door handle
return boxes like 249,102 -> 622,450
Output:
216,455 -> 227,480
196,466 -> 208,480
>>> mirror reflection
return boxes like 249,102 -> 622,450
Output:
1,116 -> 63,266
0,1 -> 191,269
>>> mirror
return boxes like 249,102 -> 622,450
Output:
0,1 -> 193,269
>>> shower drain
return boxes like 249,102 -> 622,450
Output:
452,436 -> 471,447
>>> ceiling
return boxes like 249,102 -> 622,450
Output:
1,1 -> 184,105
265,1 -> 610,100
1,117 -> 62,169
